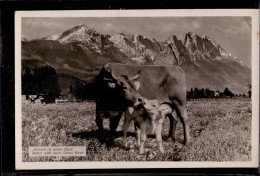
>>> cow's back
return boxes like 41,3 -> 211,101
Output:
105,63 -> 186,104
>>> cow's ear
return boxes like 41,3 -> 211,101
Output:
107,82 -> 116,89
134,81 -> 140,90
103,64 -> 111,73
128,107 -> 134,115
130,70 -> 140,81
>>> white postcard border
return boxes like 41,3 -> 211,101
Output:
15,9 -> 259,170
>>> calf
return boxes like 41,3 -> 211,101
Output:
123,99 -> 173,154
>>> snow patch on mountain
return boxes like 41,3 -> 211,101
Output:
42,34 -> 61,41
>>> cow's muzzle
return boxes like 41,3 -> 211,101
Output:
134,97 -> 147,106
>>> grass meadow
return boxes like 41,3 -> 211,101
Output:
22,98 -> 252,162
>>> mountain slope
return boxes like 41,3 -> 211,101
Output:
22,24 -> 251,94
154,32 -> 250,92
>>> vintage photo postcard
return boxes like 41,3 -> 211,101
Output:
15,9 -> 259,170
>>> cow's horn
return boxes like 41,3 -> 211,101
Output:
130,70 -> 140,80
103,77 -> 114,81
111,70 -> 119,80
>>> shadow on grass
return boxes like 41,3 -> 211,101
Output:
72,129 -> 136,139
71,130 -> 137,148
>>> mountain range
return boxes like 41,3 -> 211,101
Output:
22,24 -> 251,94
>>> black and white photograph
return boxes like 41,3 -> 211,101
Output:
15,10 -> 259,169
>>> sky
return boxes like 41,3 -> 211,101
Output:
22,17 -> 252,68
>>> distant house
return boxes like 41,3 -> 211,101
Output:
26,94 -> 46,104
35,99 -> 42,104
55,99 -> 69,104
28,95 -> 37,102
214,91 -> 220,98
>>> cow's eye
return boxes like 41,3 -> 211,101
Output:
152,105 -> 156,107
137,98 -> 143,103
122,86 -> 128,90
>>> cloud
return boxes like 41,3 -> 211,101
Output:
103,22 -> 114,31
224,20 -> 251,37
102,21 -> 128,34
22,18 -> 69,39
191,20 -> 202,29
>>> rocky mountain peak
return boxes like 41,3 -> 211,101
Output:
154,34 -> 190,66
181,32 -> 244,66
68,23 -> 97,34
201,35 -> 219,49
186,32 -> 197,38
167,35 -> 179,42
184,32 -> 200,45
57,24 -> 100,43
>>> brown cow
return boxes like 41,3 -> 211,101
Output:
95,63 -> 190,145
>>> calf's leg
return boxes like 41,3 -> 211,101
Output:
135,125 -> 141,147
155,112 -> 166,153
139,122 -> 148,154
155,124 -> 164,154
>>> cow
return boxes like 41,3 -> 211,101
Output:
123,99 -> 173,154
95,66 -> 143,144
95,63 -> 190,145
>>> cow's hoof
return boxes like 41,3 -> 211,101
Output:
139,149 -> 144,155
183,140 -> 190,146
122,140 -> 127,147
98,136 -> 107,143
159,148 -> 165,154
106,141 -> 115,148
167,136 -> 177,142
167,137 -> 173,142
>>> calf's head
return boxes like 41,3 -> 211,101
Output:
128,99 -> 161,134
133,99 -> 172,134
142,99 -> 160,120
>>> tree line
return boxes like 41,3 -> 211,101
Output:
22,65 -> 60,103
186,86 -> 251,99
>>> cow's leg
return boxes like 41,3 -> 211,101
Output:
108,111 -> 123,145
168,113 -> 177,141
176,105 -> 190,145
122,114 -> 132,148
155,123 -> 164,154
95,112 -> 105,141
139,122 -> 147,154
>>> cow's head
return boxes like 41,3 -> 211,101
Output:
101,67 -> 143,107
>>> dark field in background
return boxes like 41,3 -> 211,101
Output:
22,98 -> 251,162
